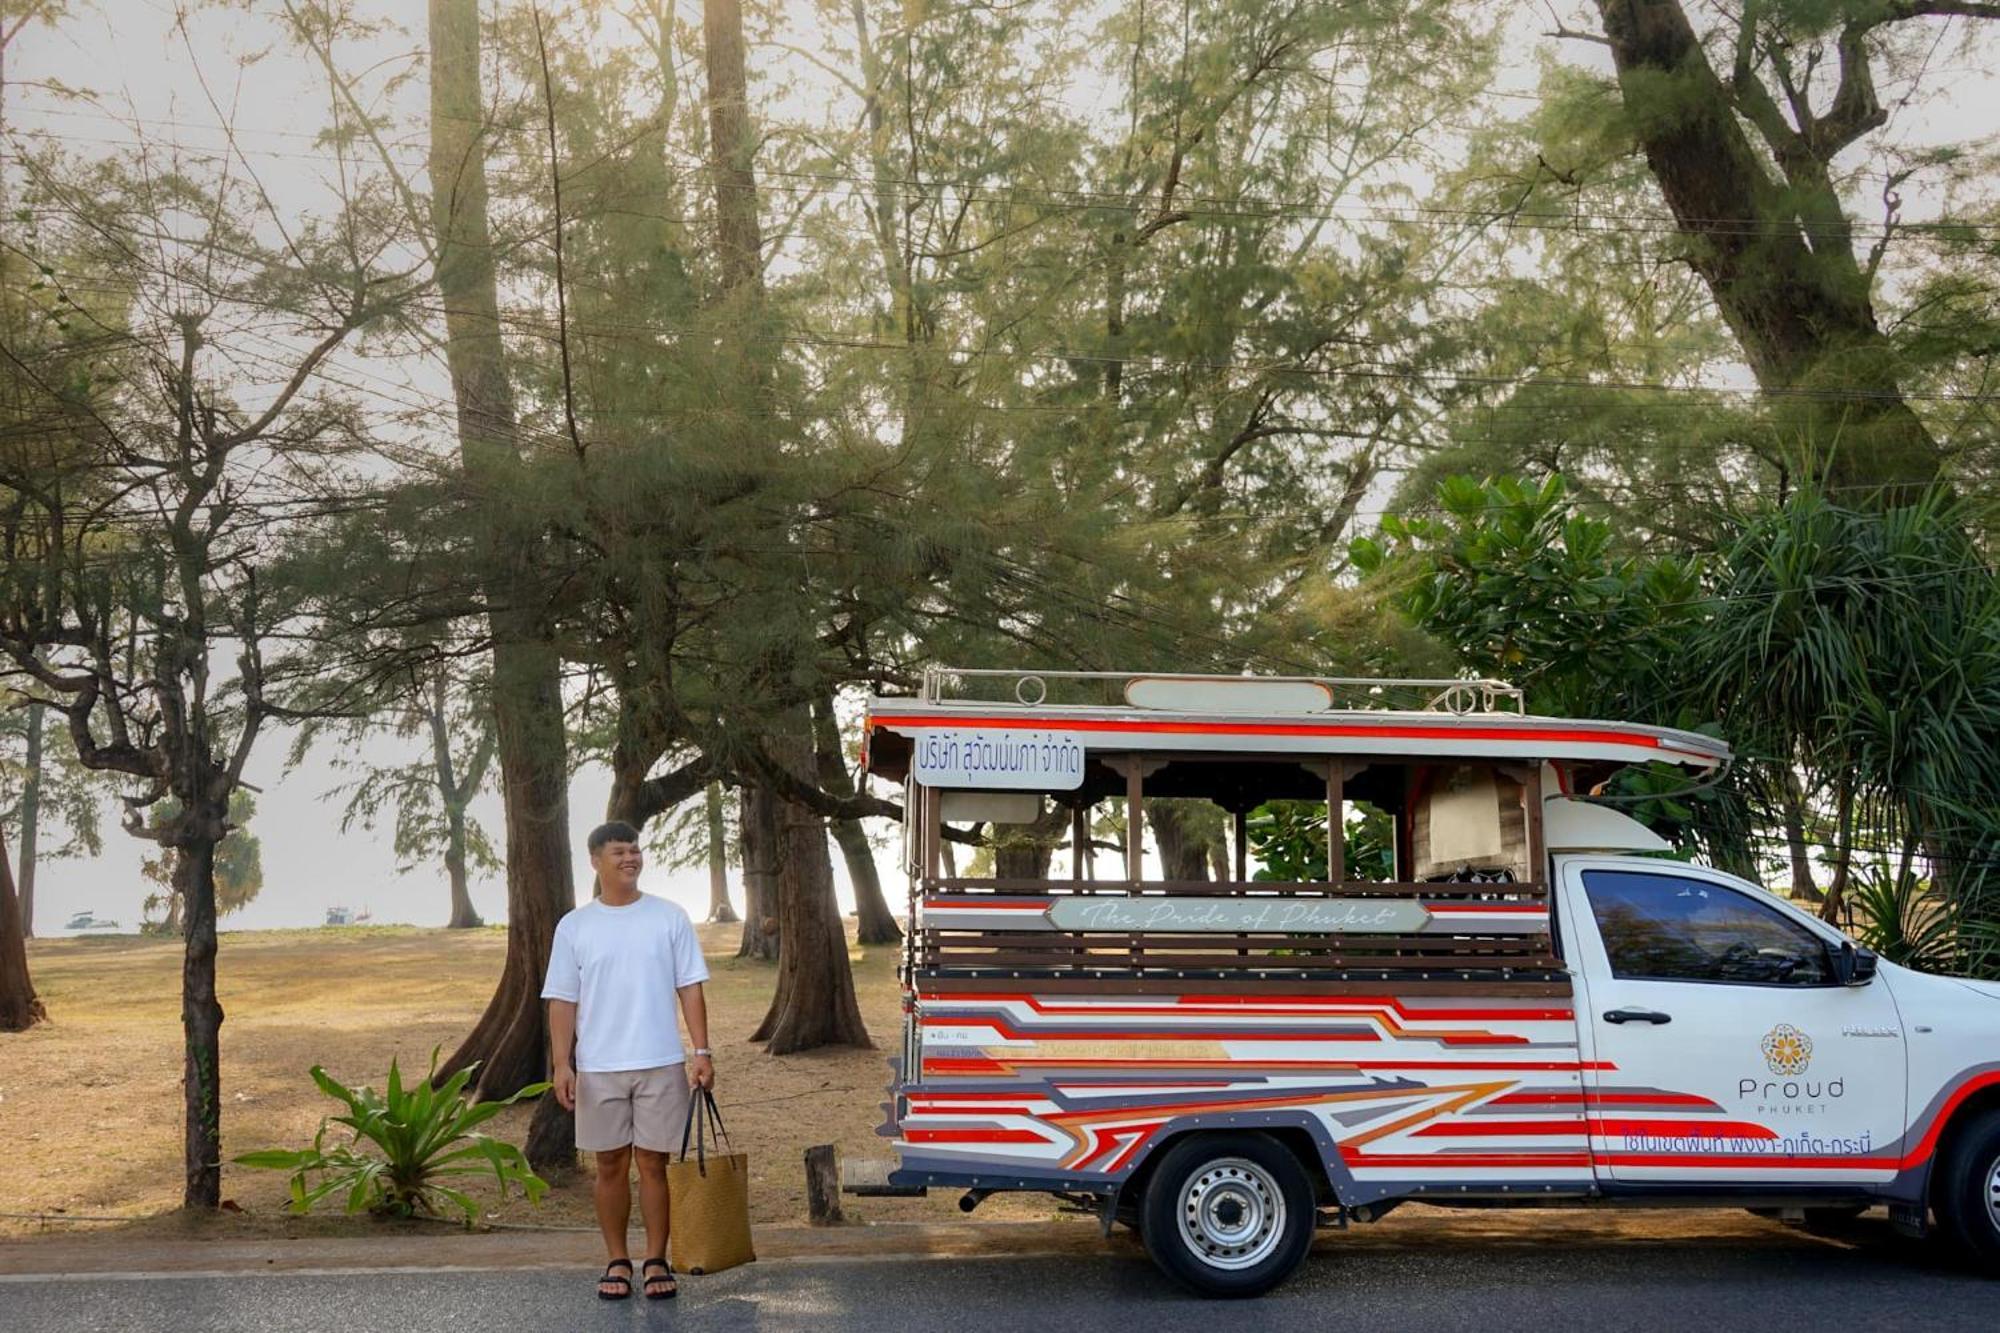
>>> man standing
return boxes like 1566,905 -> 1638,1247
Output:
543,821 -> 715,1301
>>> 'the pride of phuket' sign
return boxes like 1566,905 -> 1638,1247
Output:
1048,896 -> 1430,934
913,728 -> 1087,790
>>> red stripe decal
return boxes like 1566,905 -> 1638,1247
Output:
1898,1071 -> 2000,1168
923,899 -> 1052,911
871,713 -> 1673,750
1489,1091 -> 1718,1109
1341,1150 -> 1593,1168
1419,1118 -> 1773,1140
903,1128 -> 1050,1144
1104,1130 -> 1156,1174
924,1056 -> 1613,1072
922,993 -> 1575,1023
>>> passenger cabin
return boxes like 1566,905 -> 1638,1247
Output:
863,667 -> 1728,1005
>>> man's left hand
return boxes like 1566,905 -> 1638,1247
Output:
689,1053 -> 715,1090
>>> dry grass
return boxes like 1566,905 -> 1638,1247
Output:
3,922 -> 1053,1240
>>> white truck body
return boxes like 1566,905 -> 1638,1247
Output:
867,669 -> 2000,1295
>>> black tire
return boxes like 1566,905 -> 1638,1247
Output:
1138,1132 -> 1317,1298
1934,1107 -> 2000,1274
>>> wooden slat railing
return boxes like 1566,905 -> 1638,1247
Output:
913,877 -> 1568,994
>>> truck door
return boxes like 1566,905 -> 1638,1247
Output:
1557,860 -> 1906,1186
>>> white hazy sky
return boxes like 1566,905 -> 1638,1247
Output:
7,2 -> 1996,935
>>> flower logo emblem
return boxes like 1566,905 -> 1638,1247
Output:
1761,1024 -> 1813,1076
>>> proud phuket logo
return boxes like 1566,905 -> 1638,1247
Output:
1760,1023 -> 1813,1076
1741,1023 -> 1843,1113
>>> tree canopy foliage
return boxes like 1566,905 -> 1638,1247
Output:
1359,474 -> 2000,975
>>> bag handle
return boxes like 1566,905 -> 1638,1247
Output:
677,1085 -> 732,1174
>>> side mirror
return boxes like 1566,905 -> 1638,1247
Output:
1834,940 -> 1878,986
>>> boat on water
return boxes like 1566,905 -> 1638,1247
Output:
65,910 -> 120,931
323,905 -> 374,927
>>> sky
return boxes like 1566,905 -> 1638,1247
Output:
6,1 -> 1998,936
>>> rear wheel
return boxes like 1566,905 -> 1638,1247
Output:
1934,1107 -> 2000,1274
1139,1133 -> 1316,1298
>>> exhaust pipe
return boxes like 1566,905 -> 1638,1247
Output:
958,1188 -> 995,1213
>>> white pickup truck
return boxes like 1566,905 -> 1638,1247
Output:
865,669 -> 2000,1297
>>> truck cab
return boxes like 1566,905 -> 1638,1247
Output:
863,668 -> 2000,1297
1552,852 -> 2000,1225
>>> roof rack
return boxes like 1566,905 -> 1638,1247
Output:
916,666 -> 1526,716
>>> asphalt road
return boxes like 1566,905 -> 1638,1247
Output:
4,1221 -> 1994,1332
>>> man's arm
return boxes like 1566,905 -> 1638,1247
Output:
548,999 -> 579,1109
678,983 -> 714,1090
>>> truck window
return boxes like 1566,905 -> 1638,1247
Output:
1580,869 -> 1833,986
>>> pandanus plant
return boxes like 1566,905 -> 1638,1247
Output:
236,1049 -> 550,1226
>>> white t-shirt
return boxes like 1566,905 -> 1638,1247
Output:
540,893 -> 710,1072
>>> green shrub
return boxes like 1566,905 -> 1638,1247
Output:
235,1050 -> 550,1225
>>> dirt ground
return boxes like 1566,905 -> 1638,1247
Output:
2,921 -> 1058,1241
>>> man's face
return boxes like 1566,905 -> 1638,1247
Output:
592,839 -> 643,892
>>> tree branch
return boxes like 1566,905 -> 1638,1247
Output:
531,3 -> 587,461
1814,22 -> 1890,158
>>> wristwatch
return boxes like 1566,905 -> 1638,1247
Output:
692,1048 -> 713,1057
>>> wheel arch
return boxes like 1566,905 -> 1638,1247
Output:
1931,1080 -> 2000,1197
1114,1110 -> 1354,1214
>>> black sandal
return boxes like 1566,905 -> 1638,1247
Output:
598,1258 -> 635,1301
641,1257 -> 678,1300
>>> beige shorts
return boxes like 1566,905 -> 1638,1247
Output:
575,1064 -> 691,1153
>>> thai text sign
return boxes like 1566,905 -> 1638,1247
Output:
1047,896 -> 1430,934
912,729 -> 1086,790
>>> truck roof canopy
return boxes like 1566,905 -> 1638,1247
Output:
864,668 -> 1730,796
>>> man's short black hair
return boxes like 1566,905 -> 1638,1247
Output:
587,821 -> 642,854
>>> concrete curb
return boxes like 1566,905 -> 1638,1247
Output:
0,1219 -> 1121,1279
0,1207 -> 1835,1282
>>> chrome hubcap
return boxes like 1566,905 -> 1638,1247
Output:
1176,1157 -> 1286,1271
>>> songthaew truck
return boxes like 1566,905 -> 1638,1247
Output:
858,668 -> 2000,1297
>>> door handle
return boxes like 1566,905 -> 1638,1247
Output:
1603,1008 -> 1672,1025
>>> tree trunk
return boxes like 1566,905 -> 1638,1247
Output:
175,827 -> 223,1209
702,0 -> 764,297
0,825 -> 44,1031
705,782 -> 739,923
831,818 -> 899,945
162,878 -> 186,938
703,0 -> 789,974
1149,802 -> 1213,881
1590,0 -> 1941,502
751,725 -> 870,1053
993,806 -> 1070,879
737,784 -> 778,959
428,0 -> 577,1121
428,672 -> 484,929
604,732 -> 653,830
443,806 -> 482,928
1821,772 -> 1856,927
702,0 -> 862,1049
810,696 -> 898,944
17,700 -> 40,938
1779,769 -> 1822,905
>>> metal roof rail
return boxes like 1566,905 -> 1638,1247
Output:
916,666 -> 1525,715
